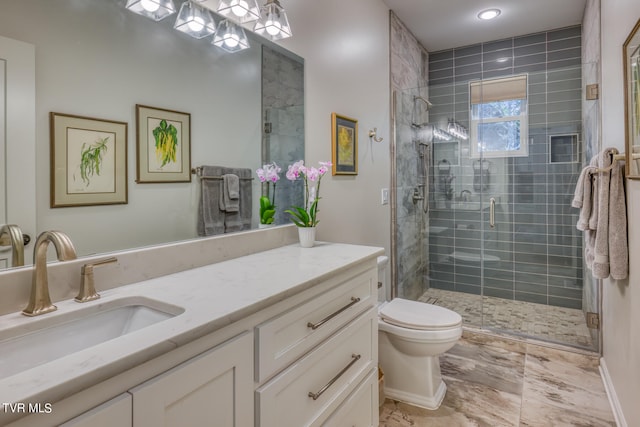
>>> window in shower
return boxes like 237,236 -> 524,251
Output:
469,74 -> 528,158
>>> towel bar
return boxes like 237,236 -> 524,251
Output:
191,167 -> 254,180
592,149 -> 626,173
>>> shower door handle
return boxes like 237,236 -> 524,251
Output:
489,197 -> 496,229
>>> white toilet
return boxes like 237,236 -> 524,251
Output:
376,255 -> 462,410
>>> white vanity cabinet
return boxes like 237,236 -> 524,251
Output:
3,244 -> 382,427
130,332 -> 253,427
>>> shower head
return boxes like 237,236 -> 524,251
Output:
414,96 -> 433,110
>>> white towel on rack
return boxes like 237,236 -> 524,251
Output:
574,147 -> 629,280
572,157 -> 597,231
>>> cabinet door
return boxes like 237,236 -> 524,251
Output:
59,393 -> 132,427
131,332 -> 253,427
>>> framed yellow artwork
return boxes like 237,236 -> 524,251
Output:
331,113 -> 358,175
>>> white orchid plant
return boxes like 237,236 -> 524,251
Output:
284,160 -> 332,227
255,162 -> 281,225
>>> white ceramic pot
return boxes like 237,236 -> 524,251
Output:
258,223 -> 275,229
298,226 -> 316,248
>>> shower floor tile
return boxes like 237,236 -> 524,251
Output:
379,331 -> 615,427
418,288 -> 594,349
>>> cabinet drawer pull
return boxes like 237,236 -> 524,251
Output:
307,297 -> 360,330
308,354 -> 361,401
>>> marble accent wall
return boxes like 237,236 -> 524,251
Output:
581,0 -> 601,347
390,11 -> 429,300
261,47 -> 305,224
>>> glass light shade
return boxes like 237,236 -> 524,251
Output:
212,20 -> 250,53
174,1 -> 216,39
217,0 -> 261,23
254,1 -> 291,40
125,0 -> 176,21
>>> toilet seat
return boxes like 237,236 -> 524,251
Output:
380,298 -> 462,331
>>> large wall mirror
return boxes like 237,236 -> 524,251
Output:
0,0 -> 304,268
624,17 -> 640,179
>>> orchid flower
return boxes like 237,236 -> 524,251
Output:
255,162 -> 281,224
285,160 -> 332,227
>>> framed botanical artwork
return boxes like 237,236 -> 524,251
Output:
136,104 -> 191,183
624,18 -> 640,179
331,113 -> 358,175
50,112 -> 128,208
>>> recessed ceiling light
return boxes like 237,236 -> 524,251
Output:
496,57 -> 510,63
478,9 -> 501,20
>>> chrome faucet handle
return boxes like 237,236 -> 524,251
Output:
75,257 -> 118,303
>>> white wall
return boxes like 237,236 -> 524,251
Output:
600,0 -> 640,425
278,0 -> 392,254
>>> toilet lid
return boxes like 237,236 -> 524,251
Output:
380,298 -> 462,330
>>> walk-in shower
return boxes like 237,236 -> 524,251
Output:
391,28 -> 598,352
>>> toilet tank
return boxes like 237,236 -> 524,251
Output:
377,256 -> 389,303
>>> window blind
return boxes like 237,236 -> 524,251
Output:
470,75 -> 527,104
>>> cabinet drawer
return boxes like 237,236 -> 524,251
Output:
256,268 -> 376,382
256,307 -> 377,427
323,368 -> 378,427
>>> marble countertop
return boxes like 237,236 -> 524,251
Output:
0,241 -> 383,412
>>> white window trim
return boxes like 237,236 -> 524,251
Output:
469,74 -> 529,159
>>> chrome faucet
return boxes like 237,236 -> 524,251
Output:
22,231 -> 77,317
0,224 -> 25,267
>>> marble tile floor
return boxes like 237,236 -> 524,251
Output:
418,288 -> 594,350
379,330 -> 615,427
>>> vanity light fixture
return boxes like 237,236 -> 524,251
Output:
213,19 -> 251,52
125,0 -> 293,52
448,120 -> 469,140
477,8 -> 501,20
254,0 -> 292,40
217,0 -> 261,23
125,0 -> 176,21
433,128 -> 453,142
174,1 -> 216,39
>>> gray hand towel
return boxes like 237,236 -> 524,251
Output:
592,148 -> 613,279
220,174 -> 240,213
222,168 -> 252,232
197,165 -> 225,237
609,159 -> 628,280
196,166 -> 252,235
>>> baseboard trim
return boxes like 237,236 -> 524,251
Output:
600,357 -> 626,427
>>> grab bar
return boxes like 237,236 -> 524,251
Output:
489,197 -> 496,229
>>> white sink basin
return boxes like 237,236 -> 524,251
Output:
0,297 -> 184,380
